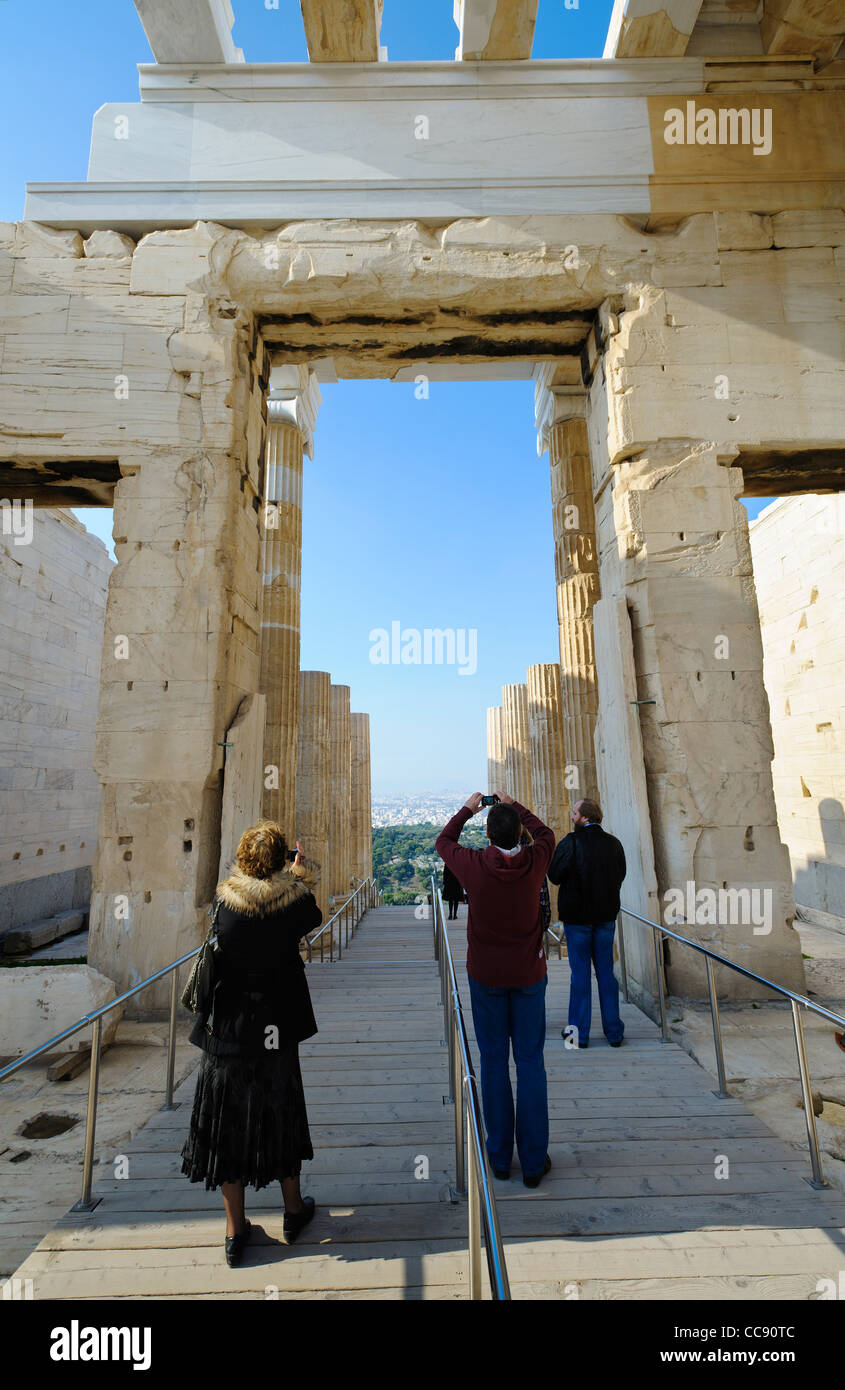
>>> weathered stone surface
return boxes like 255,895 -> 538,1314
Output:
486,706 -> 504,795
501,684 -> 532,807
350,713 -> 373,889
0,510 -> 110,909
297,672 -> 331,924
300,0 -> 383,61
218,693 -> 266,882
527,664 -> 568,841
0,964 -> 121,1057
750,495 -> 845,925
260,419 -> 304,825
329,685 -> 352,900
455,0 -> 539,60
83,230 -> 136,259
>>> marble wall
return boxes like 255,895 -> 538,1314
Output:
750,495 -> 845,926
0,509 -> 111,931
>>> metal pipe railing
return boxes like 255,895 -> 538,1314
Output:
430,876 -> 510,1300
618,905 -> 845,1189
305,876 -> 376,963
1,872 -> 380,1211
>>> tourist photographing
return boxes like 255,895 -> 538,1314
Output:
548,798 -> 627,1049
180,819 -> 322,1266
436,790 -> 555,1188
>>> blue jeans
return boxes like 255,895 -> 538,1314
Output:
467,974 -> 548,1177
563,922 -> 624,1045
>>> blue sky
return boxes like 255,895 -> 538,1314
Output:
3,1 -> 774,796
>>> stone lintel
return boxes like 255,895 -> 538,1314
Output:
133,0 -> 244,64
454,0 -> 540,62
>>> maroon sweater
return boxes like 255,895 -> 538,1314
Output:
435,801 -> 555,987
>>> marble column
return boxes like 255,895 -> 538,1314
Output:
259,366 -> 321,829
537,375 -> 600,803
329,684 -> 352,900
296,670 -> 331,922
350,712 -> 373,887
501,683 -> 532,807
486,705 -> 504,794
527,662 -> 568,842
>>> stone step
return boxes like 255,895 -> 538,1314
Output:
0,909 -> 87,958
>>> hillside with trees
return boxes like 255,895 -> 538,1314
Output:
373,821 -> 488,904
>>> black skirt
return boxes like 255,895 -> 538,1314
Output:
180,1043 -> 314,1191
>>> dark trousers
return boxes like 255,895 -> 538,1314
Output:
468,974 -> 549,1176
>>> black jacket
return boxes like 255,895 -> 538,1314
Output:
547,824 -> 626,926
442,864 -> 464,902
189,857 -> 322,1059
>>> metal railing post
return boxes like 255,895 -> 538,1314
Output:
616,912 -> 629,1002
452,1000 -> 466,1195
652,925 -> 670,1042
791,1000 -> 828,1189
162,969 -> 179,1110
72,1017 -> 102,1212
704,955 -> 729,1099
466,1083 -> 482,1300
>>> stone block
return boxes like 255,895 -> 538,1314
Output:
715,212 -> 774,251
0,964 -> 121,1057
771,210 -> 845,248
84,230 -> 136,259
13,223 -> 83,258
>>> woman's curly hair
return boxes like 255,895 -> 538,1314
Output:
235,819 -> 289,880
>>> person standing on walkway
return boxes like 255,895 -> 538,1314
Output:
436,791 -> 555,1188
547,798 -> 627,1050
181,819 -> 322,1266
442,863 -> 464,920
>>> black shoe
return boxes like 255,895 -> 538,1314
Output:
609,1038 -> 624,1048
492,1168 -> 511,1181
523,1155 -> 552,1189
578,1042 -> 589,1049
283,1195 -> 316,1245
224,1219 -> 251,1268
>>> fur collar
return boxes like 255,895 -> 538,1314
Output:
216,856 -> 321,918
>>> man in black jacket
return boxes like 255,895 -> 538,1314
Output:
547,798 -> 626,1049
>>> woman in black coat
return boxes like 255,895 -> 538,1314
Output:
181,819 -> 322,1266
442,863 -> 464,920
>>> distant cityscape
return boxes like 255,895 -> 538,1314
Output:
372,791 -> 486,828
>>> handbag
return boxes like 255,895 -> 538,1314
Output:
181,900 -> 220,1014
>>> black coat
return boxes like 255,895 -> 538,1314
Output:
547,825 -> 626,926
189,858 -> 322,1059
442,864 -> 464,902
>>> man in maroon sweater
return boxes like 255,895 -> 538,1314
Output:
436,790 -> 555,1187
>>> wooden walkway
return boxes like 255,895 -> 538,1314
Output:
10,906 -> 845,1299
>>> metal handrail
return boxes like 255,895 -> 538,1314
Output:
0,872 -> 380,1211
305,876 -> 379,962
430,876 -> 510,1300
617,905 -> 845,1190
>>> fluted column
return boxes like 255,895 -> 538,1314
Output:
539,379 -> 600,802
527,662 -> 568,841
486,706 -> 504,793
296,671 -> 331,922
329,684 -> 352,900
350,713 -> 373,887
260,416 -> 303,827
501,683 -> 532,807
259,366 -> 321,828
